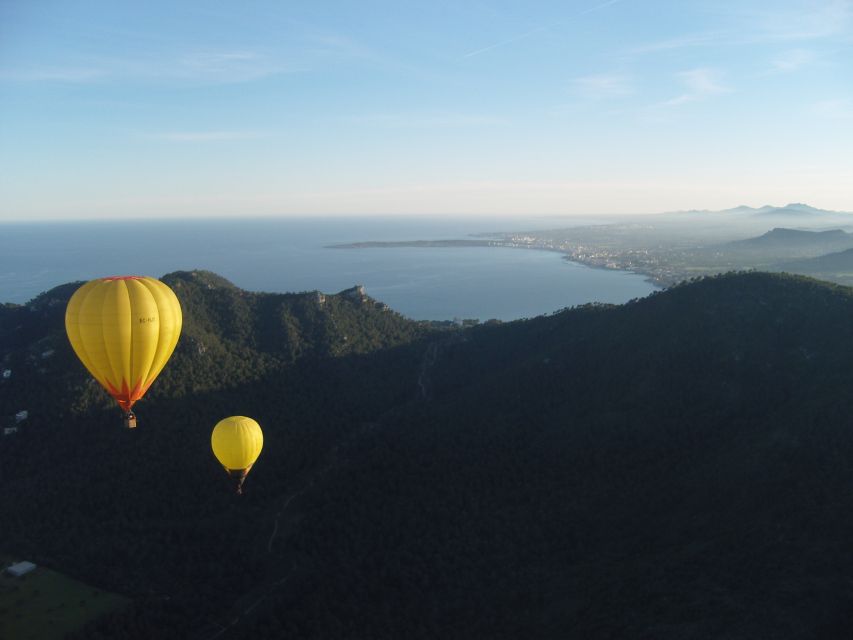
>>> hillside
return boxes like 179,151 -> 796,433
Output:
727,227 -> 852,250
774,248 -> 853,285
3,271 -> 853,638
698,228 -> 853,266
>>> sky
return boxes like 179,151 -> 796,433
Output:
1,0 -> 852,220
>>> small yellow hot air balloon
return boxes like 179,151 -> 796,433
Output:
211,416 -> 264,494
65,276 -> 182,428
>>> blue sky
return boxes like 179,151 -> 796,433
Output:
1,0 -> 851,219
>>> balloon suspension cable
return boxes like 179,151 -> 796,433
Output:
226,466 -> 251,495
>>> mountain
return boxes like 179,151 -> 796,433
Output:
731,227 -> 849,246
726,204 -> 778,214
754,203 -> 830,216
719,227 -> 853,256
774,247 -> 853,283
4,271 -> 853,638
673,203 -> 849,218
688,228 -> 853,274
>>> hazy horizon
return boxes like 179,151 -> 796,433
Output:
0,202 -> 850,224
2,0 -> 852,221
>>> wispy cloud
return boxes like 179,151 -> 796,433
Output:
631,31 -> 729,54
574,74 -> 633,98
164,50 -> 293,83
303,33 -> 382,62
147,131 -> 262,142
461,26 -> 549,59
342,113 -> 508,128
632,1 -> 852,55
1,49 -> 296,86
813,98 -> 853,119
660,68 -> 731,107
579,0 -> 628,16
460,0 -> 626,59
0,67 -> 106,83
770,48 -> 817,72
754,0 -> 852,41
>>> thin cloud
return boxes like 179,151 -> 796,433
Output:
633,1 -> 852,55
147,131 -> 262,142
461,26 -> 549,59
461,0 -> 626,59
0,67 -> 106,83
771,48 -> 817,72
303,33 -> 382,61
170,50 -> 292,82
574,74 -> 634,98
1,50 -> 295,86
754,0 -> 852,41
660,68 -> 730,107
813,98 -> 853,119
631,31 -> 729,54
342,113 -> 508,128
578,0 -> 628,16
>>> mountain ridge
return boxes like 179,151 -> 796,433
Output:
672,202 -> 850,217
723,227 -> 853,251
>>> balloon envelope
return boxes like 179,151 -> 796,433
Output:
211,416 -> 264,473
65,276 -> 182,413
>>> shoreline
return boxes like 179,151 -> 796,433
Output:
327,239 -> 672,288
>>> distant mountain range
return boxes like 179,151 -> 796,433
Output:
678,203 -> 850,217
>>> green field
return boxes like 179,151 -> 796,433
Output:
0,559 -> 129,640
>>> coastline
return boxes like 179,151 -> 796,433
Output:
327,239 -> 672,288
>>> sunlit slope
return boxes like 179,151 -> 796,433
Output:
3,271 -> 853,638
0,270 -> 430,414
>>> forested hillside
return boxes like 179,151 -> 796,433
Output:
3,271 -> 853,638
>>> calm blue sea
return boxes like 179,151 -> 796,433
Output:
0,217 -> 656,321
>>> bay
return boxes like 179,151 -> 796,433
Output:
0,217 -> 656,320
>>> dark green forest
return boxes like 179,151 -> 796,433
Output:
3,270 -> 853,638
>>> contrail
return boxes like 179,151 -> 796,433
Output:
461,0 -> 627,59
462,26 -> 550,59
579,0 -> 627,16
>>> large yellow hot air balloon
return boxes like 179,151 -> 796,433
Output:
211,416 -> 264,494
65,276 -> 182,427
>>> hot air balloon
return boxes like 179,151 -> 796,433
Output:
65,276 -> 182,428
211,416 -> 264,494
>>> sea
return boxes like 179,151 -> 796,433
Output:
0,217 -> 657,321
